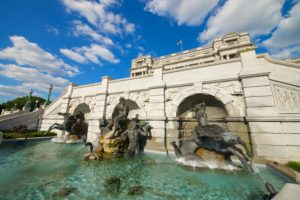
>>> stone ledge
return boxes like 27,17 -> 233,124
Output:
272,183 -> 300,200
246,117 -> 300,122
267,161 -> 300,183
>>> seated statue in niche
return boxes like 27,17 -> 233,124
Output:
108,97 -> 130,139
192,102 -> 208,127
85,104 -> 152,160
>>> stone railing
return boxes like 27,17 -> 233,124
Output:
0,109 -> 43,131
0,109 -> 29,120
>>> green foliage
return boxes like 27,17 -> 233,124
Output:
287,161 -> 300,173
13,124 -> 28,133
2,131 -> 57,139
0,96 -> 46,112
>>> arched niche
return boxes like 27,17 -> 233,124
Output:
73,103 -> 91,118
112,99 -> 139,119
176,94 -> 228,137
177,94 -> 227,119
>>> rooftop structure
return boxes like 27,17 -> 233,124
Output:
130,32 -> 254,77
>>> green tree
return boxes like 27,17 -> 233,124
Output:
0,96 -> 46,112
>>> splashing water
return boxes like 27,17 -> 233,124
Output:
175,157 -> 238,171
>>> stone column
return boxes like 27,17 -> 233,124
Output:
87,76 -> 111,143
51,83 -> 75,137
60,83 -> 76,114
240,49 -> 277,159
147,67 -> 168,152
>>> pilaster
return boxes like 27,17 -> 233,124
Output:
88,76 -> 111,143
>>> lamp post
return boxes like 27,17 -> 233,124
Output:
34,100 -> 39,110
45,84 -> 53,106
24,90 -> 33,110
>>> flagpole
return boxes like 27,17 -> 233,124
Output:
177,39 -> 183,51
181,41 -> 183,51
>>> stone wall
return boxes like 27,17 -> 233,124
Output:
39,48 -> 300,162
240,50 -> 300,162
0,109 -> 43,131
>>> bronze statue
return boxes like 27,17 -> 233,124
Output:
171,102 -> 254,172
109,97 -> 129,139
192,102 -> 208,127
47,111 -> 88,140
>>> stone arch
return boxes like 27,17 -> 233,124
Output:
177,94 -> 227,119
171,88 -> 236,138
112,99 -> 140,119
170,87 -> 237,118
107,96 -> 147,119
73,103 -> 91,118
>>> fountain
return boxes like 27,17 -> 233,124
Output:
0,131 -> 2,145
44,99 -> 287,199
171,102 -> 254,172
84,97 -> 152,160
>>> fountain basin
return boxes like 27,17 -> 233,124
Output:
0,140 -> 295,200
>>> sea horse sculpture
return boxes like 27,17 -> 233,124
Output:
47,111 -> 88,141
171,102 -> 254,172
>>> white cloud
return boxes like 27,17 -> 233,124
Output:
60,44 -> 119,64
0,36 -> 79,77
125,43 -> 132,48
269,45 -> 300,59
145,0 -> 218,26
80,44 -> 119,64
46,25 -> 60,35
73,20 -> 113,45
199,0 -> 284,42
60,48 -> 86,63
125,23 -> 135,33
0,64 -> 70,97
62,0 -> 135,35
0,85 -> 28,97
262,2 -> 300,59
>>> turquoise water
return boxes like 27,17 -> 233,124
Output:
0,140 -> 292,200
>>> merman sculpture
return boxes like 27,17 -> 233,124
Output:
171,102 -> 254,172
85,99 -> 152,160
108,97 -> 129,139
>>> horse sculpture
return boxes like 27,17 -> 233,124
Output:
171,102 -> 254,172
47,111 -> 88,140
172,125 -> 253,171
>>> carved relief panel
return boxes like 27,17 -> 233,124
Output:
272,83 -> 300,113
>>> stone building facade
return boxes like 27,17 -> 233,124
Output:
40,32 -> 300,162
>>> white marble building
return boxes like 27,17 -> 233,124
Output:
40,32 -> 300,162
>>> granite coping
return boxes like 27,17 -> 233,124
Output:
267,161 -> 300,184
272,183 -> 300,200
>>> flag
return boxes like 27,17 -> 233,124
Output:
177,40 -> 182,46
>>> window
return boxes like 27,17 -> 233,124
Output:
226,39 -> 238,45
137,61 -> 143,67
229,54 -> 237,59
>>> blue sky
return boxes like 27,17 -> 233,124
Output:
0,0 -> 299,102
